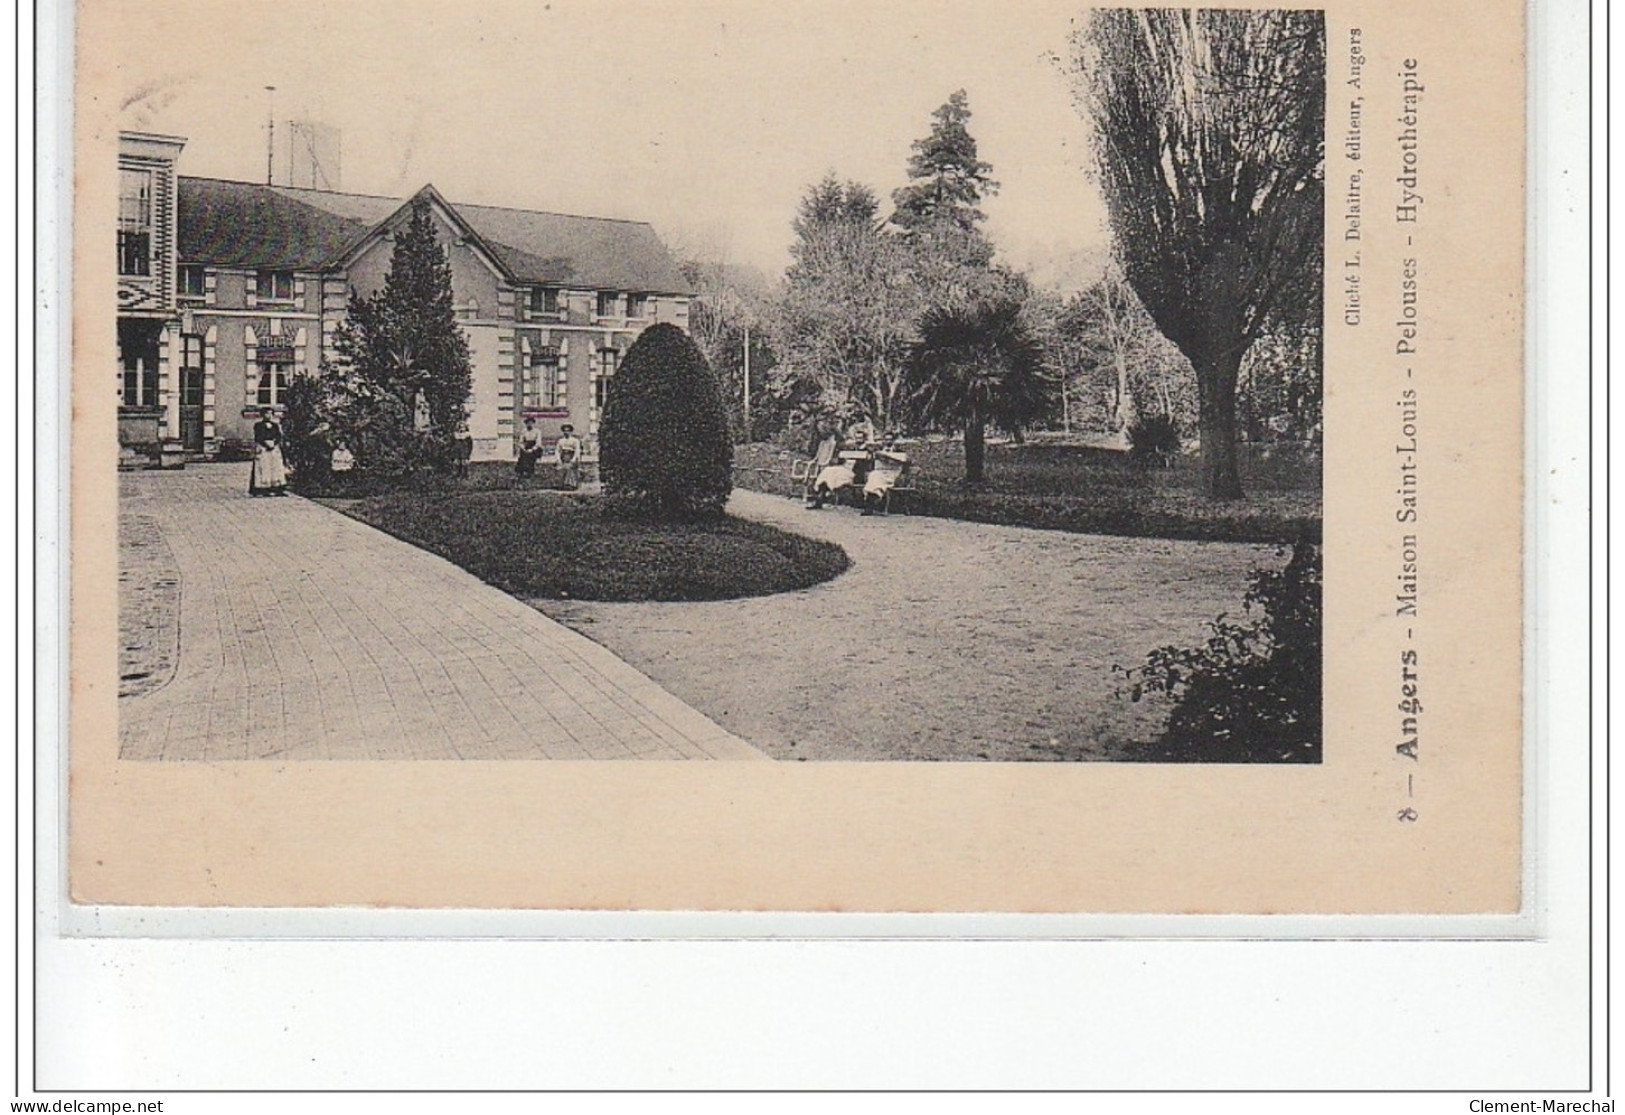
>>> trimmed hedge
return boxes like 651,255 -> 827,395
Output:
599,323 -> 733,519
731,440 -> 1320,545
333,489 -> 849,603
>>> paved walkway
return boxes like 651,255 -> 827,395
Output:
539,488 -> 1281,761
117,465 -> 765,761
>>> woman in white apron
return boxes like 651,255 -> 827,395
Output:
249,408 -> 288,496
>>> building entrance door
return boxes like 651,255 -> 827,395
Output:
180,411 -> 204,452
180,334 -> 205,453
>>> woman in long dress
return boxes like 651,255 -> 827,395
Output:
249,408 -> 288,496
515,418 -> 542,479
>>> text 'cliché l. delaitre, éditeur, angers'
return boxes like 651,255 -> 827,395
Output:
1338,35 -> 1424,339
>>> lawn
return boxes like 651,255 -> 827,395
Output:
331,485 -> 850,602
301,459 -> 590,499
733,435 -> 1321,544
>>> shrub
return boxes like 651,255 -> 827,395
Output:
1120,538 -> 1321,762
599,323 -> 734,518
1127,413 -> 1182,467
336,491 -> 849,602
281,373 -> 331,489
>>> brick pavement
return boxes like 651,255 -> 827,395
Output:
117,464 -> 766,761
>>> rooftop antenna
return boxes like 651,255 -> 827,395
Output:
264,85 -> 277,185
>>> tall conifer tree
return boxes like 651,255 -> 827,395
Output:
334,194 -> 473,471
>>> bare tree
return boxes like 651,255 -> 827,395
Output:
775,176 -> 922,431
1060,266 -> 1196,438
683,258 -> 778,440
1074,9 -> 1324,497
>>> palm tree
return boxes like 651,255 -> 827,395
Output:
908,295 -> 1049,484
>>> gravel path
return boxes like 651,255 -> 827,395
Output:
536,489 -> 1282,761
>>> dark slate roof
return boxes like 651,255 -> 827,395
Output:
452,202 -> 692,295
177,177 -> 692,294
177,178 -> 386,270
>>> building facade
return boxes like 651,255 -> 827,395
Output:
116,131 -> 693,464
116,132 -> 189,461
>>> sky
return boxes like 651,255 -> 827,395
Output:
107,0 -> 1112,288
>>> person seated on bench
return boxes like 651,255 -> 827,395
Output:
810,418 -> 881,509
797,431 -> 841,503
807,453 -> 857,509
515,418 -> 542,478
860,442 -> 909,515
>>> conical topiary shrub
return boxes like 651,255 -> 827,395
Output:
598,323 -> 734,518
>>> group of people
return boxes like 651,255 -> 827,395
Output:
249,407 -> 909,507
515,418 -> 583,489
244,409 -> 482,496
803,420 -> 910,516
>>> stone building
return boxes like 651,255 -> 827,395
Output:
116,131 -> 189,463
116,131 -> 693,463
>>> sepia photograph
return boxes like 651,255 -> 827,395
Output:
39,0 -> 1590,1098
113,6 -> 1324,767
72,0 -> 1524,914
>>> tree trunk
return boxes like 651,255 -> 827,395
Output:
1113,349 -> 1130,431
1195,349 -> 1244,499
964,410 -> 986,484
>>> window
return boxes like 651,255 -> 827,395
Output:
523,349 -> 564,409
117,168 -> 153,276
179,265 -> 207,299
626,293 -> 649,319
595,348 -> 618,410
120,356 -> 158,409
520,359 -> 540,410
528,287 -> 560,317
256,361 -> 290,407
181,336 -> 205,407
543,354 -> 566,408
596,291 -> 621,318
256,271 -> 295,302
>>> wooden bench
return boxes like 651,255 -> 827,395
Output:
880,472 -> 919,515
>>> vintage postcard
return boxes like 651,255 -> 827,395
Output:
68,0 -> 1524,913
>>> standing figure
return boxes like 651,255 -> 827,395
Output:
515,418 -> 542,479
554,423 -> 583,490
249,408 -> 288,496
453,419 -> 474,478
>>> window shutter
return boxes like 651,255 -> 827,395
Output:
518,335 -> 531,408
244,325 -> 258,403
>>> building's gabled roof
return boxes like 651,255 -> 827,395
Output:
178,177 -> 390,270
266,185 -> 401,228
177,176 -> 693,295
312,184 -> 514,284
451,202 -> 692,295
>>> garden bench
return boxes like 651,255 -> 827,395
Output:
879,470 -> 919,515
790,436 -> 839,490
